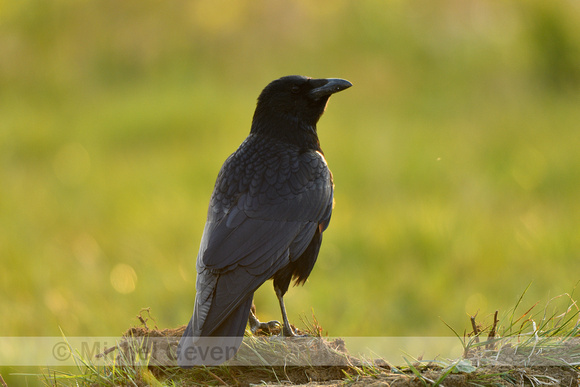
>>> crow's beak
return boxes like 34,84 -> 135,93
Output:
309,78 -> 353,100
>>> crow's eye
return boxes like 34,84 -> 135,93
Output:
291,85 -> 300,94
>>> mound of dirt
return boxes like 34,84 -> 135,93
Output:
96,311 -> 578,386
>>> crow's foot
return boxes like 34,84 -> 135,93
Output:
249,309 -> 281,335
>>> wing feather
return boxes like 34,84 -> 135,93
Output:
192,136 -> 333,335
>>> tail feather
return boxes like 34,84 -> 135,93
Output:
177,296 -> 253,367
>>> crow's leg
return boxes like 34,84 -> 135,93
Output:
275,288 -> 297,337
248,303 -> 281,334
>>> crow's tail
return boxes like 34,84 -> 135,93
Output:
177,296 -> 253,367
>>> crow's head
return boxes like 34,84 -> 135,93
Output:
251,75 -> 352,143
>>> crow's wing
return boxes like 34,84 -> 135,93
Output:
193,143 -> 333,336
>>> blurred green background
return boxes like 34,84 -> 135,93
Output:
2,0 -> 580,350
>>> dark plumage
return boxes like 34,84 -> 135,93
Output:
178,75 -> 352,367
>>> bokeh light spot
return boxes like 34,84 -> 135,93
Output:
465,293 -> 488,315
110,264 -> 138,294
44,288 -> 69,315
72,233 -> 101,268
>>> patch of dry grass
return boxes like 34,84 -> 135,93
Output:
43,300 -> 580,386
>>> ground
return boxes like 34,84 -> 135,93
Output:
82,312 -> 579,387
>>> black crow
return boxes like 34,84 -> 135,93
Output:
178,75 -> 352,367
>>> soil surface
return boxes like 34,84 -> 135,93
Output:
100,316 -> 579,386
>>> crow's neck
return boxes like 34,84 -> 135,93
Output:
250,112 -> 321,151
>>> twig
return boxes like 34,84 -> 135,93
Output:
207,369 -> 227,385
96,344 -> 119,358
0,373 -> 8,387
487,310 -> 499,350
470,314 -> 480,344
137,308 -> 150,329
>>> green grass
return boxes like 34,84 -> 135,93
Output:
37,291 -> 580,386
2,0 -> 580,384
